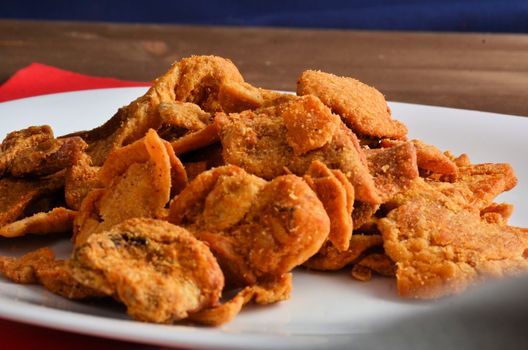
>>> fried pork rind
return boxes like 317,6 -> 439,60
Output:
64,153 -> 101,210
381,139 -> 458,177
171,123 -> 220,156
282,95 -> 341,156
73,129 -> 177,246
0,125 -> 87,177
304,160 -> 354,251
158,101 -> 212,134
378,179 -> 528,299
217,80 -> 289,113
70,218 -> 224,323
189,273 -> 292,326
217,95 -> 381,204
0,173 -> 64,228
0,207 -> 75,238
429,162 -> 517,209
72,55 -> 243,165
169,165 -> 330,286
304,234 -> 384,271
0,247 -> 101,299
366,141 -> 419,203
297,70 -> 407,139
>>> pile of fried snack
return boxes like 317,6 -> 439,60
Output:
1,55 -> 527,325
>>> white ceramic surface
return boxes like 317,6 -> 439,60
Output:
0,88 -> 526,350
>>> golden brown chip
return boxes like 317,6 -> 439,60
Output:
366,141 -> 419,202
174,55 -> 244,112
158,101 -> 212,134
304,234 -> 384,271
170,123 -> 220,156
71,55 -> 243,165
217,80 -> 288,113
282,95 -> 341,156
0,207 -> 75,238
0,173 -> 64,228
70,218 -> 224,323
304,160 -> 354,251
0,125 -> 53,175
217,96 -> 380,203
64,153 -> 101,210
297,70 -> 407,139
429,162 -> 517,209
169,166 -> 330,286
379,179 -> 528,299
189,273 -> 292,326
0,247 -> 99,299
73,130 -> 173,246
0,247 -> 54,283
1,125 -> 87,177
381,139 -> 458,177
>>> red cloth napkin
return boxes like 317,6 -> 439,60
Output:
0,64 -> 169,350
0,63 -> 151,102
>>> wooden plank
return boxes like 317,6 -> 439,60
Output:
1,20 -> 527,116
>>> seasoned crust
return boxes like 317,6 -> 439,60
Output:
379,179 -> 528,299
169,166 -> 330,286
297,70 -> 407,139
70,218 -> 224,323
217,95 -> 381,204
73,130 -> 175,246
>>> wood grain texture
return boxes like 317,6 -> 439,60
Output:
1,19 -> 527,116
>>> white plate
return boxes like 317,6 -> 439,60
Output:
0,88 -> 527,350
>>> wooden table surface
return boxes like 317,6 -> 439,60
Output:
1,19 -> 528,116
0,19 -> 528,350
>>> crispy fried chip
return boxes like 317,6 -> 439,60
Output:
64,153 -> 101,210
0,246 -> 100,299
73,130 -> 174,245
189,273 -> 292,326
72,55 -> 242,165
366,141 -> 419,202
217,80 -> 288,113
0,125 -> 53,176
379,179 -> 528,299
297,70 -> 407,139
429,162 -> 517,209
1,125 -> 87,177
0,207 -> 75,238
304,234 -> 384,271
169,166 -> 330,286
381,139 -> 458,177
70,218 -> 224,323
158,101 -> 212,134
2,128 -> 86,178
282,95 -> 341,156
0,247 -> 54,283
217,96 -> 380,203
0,173 -> 64,228
304,160 -> 354,251
174,55 -> 244,112
170,123 -> 220,156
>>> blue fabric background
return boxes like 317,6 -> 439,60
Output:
1,0 -> 527,33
